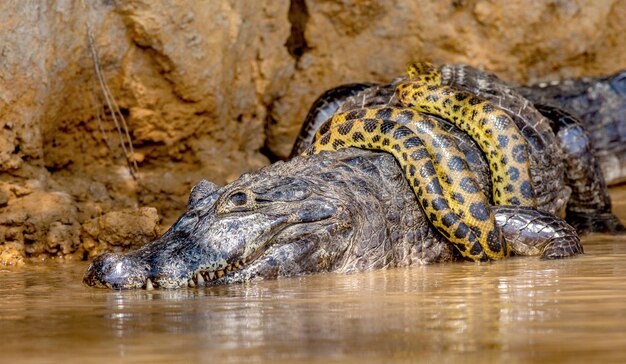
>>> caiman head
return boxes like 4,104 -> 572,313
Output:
84,150 -> 438,289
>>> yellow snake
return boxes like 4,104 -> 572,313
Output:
304,114 -> 506,261
396,62 -> 536,207
303,62 -> 538,261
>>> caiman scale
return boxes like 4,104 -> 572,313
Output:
84,64 -> 624,290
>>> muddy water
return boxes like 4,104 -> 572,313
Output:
3,191 -> 626,363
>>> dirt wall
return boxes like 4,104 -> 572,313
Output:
1,0 -> 624,264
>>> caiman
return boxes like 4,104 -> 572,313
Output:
84,64 -> 625,289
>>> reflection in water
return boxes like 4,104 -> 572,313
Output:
2,190 -> 626,362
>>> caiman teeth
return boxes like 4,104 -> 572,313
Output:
145,278 -> 154,290
192,258 -> 250,285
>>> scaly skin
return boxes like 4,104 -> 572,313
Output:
83,63 -> 616,290
305,116 -> 506,261
494,205 -> 582,258
396,62 -> 536,207
83,150 -> 582,290
518,71 -> 626,185
314,106 -> 517,259
438,63 -> 566,215
533,104 -> 624,233
316,64 -> 623,233
290,83 -> 376,158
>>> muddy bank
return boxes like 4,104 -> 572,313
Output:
1,0 -> 625,264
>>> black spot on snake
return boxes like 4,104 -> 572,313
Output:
363,119 -> 378,133
420,163 -> 437,178
511,144 -> 527,163
352,132 -> 365,142
375,107 -> 393,120
469,202 -> 490,221
319,133 -> 331,145
447,156 -> 467,171
337,120 -> 354,135
520,180 -> 533,199
460,177 -> 479,193
431,197 -> 449,211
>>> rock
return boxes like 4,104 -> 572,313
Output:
81,207 -> 160,257
0,246 -> 24,267
0,191 -> 80,257
0,188 -> 8,207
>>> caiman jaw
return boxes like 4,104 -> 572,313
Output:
159,218 -> 321,289
188,258 -> 248,287
146,250 -> 264,290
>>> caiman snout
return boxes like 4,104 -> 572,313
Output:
83,252 -> 149,290
83,157 -> 353,290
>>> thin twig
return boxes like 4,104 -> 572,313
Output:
90,89 -> 117,158
82,0 -> 139,178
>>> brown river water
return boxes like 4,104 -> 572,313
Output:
3,189 -> 626,363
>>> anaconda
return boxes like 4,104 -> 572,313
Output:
303,63 -> 544,261
290,83 -> 375,158
396,62 -> 536,207
305,115 -> 507,261
297,63 -> 623,234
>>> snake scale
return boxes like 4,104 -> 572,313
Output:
304,62 -> 541,261
305,109 -> 506,260
396,62 -> 536,207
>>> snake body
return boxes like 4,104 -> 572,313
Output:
295,63 -> 623,240
290,83 -> 376,158
305,117 -> 506,260
438,64 -> 565,215
304,63 -> 546,261
395,63 -> 536,207
299,62 -> 624,261
317,106 -> 513,259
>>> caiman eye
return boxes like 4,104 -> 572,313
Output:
229,192 -> 248,206
217,191 -> 253,214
